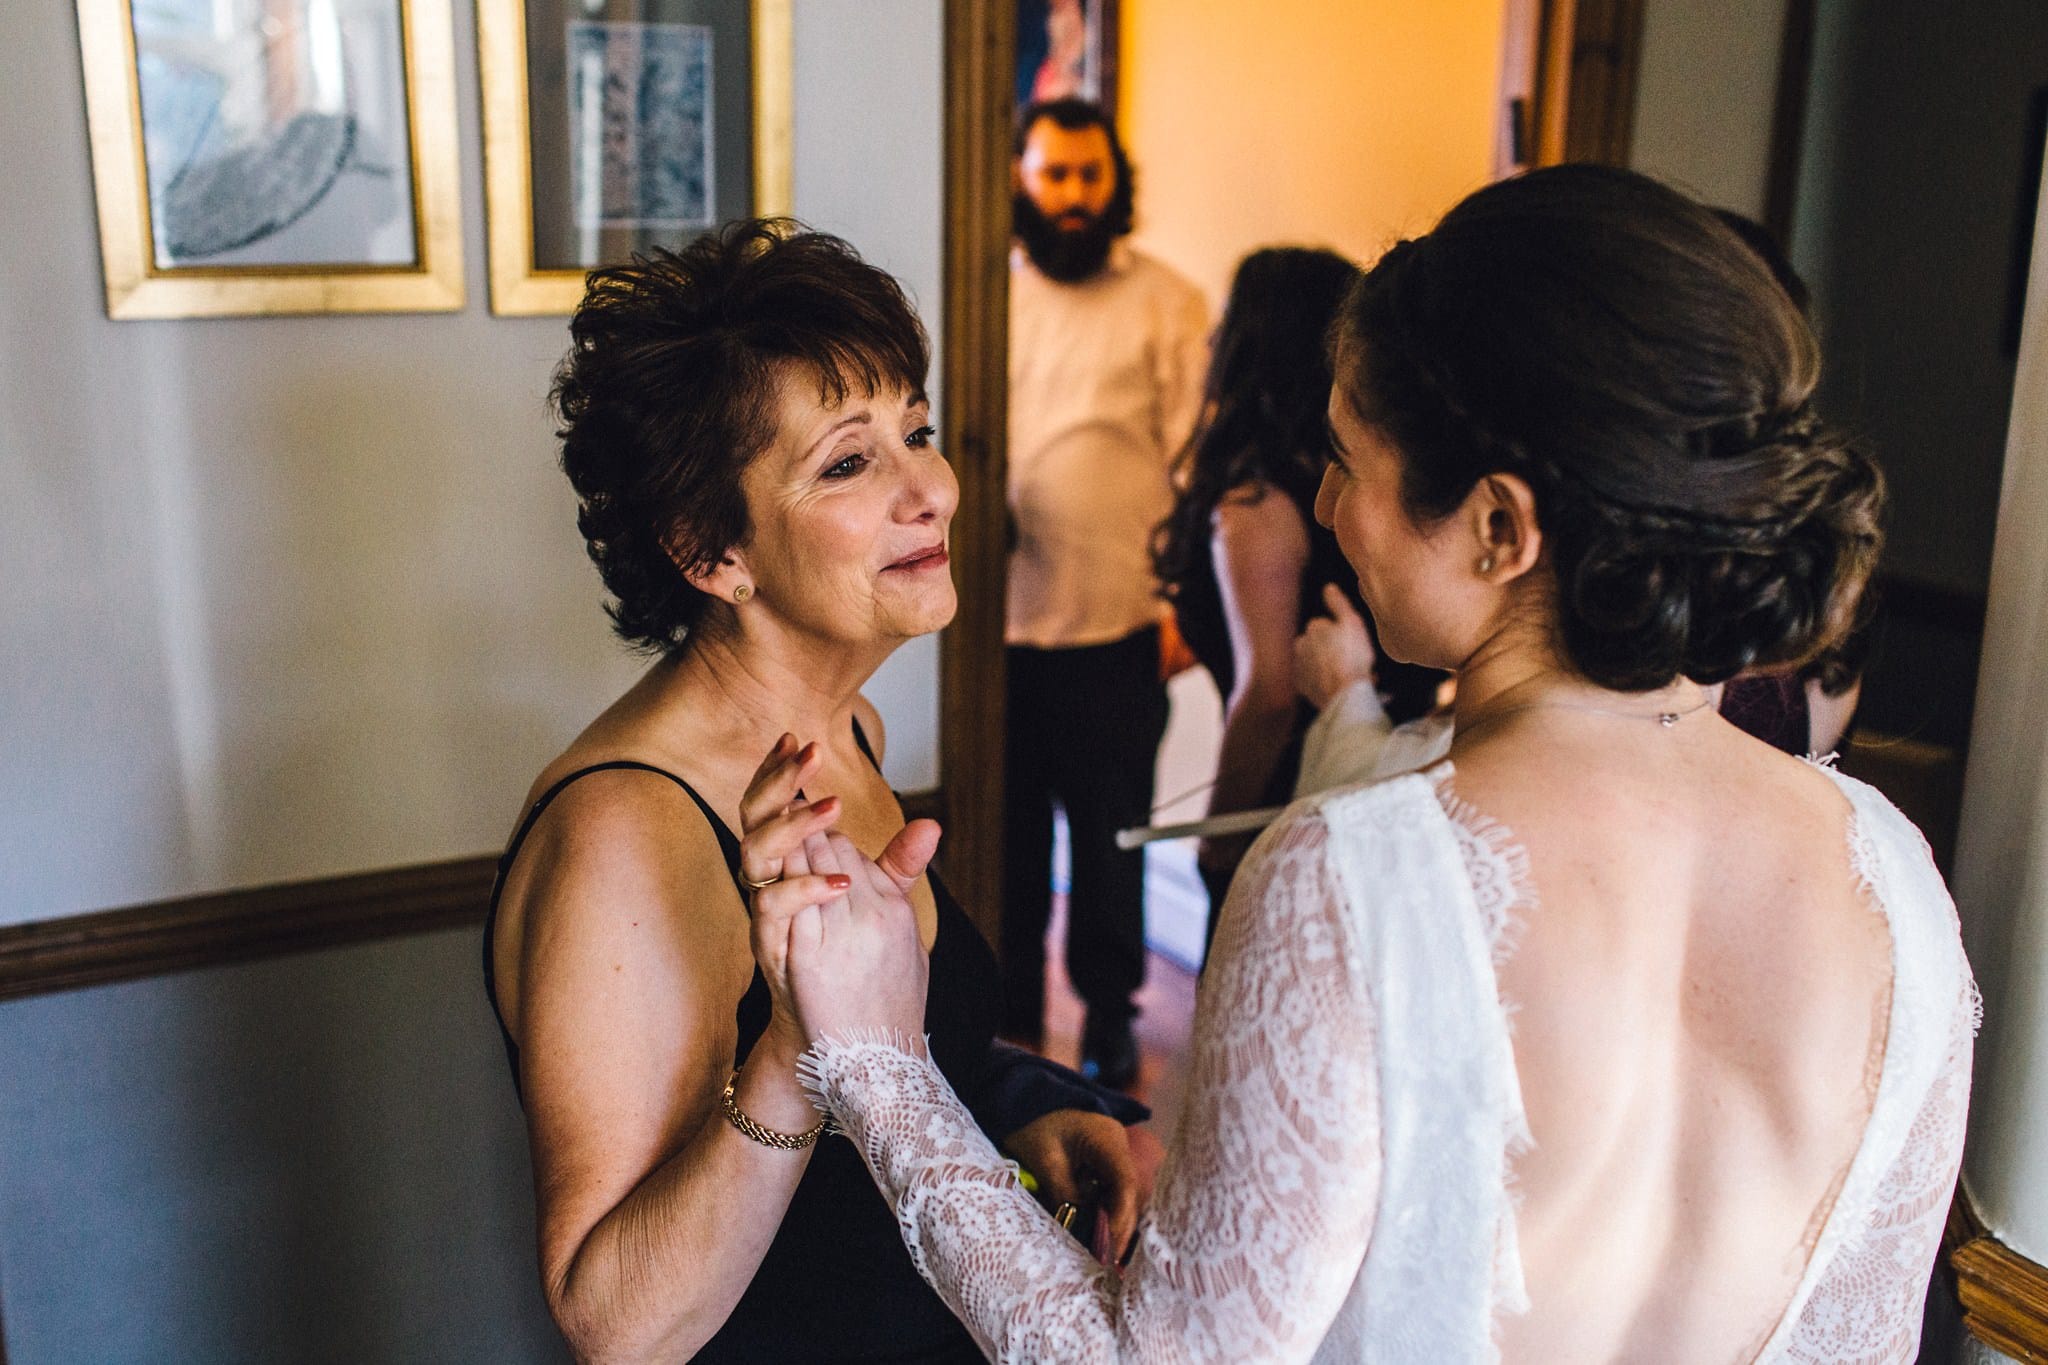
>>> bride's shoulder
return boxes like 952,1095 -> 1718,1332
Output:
1799,756 -> 1929,847
1286,768 -> 1440,826
1799,757 -> 1958,922
1254,770 -> 1457,882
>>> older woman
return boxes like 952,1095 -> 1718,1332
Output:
748,167 -> 1975,1361
481,221 -> 1143,1363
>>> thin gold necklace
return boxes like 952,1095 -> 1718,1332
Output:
1454,688 -> 1716,744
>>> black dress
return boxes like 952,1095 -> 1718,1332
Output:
482,722 -> 1137,1362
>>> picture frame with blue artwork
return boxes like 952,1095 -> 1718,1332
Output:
74,0 -> 466,318
477,0 -> 793,316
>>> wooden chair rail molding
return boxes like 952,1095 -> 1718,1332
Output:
0,790 -> 943,1002
1952,1193 -> 2048,1362
0,855 -> 501,1002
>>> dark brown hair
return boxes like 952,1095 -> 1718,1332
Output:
551,219 -> 929,653
1335,164 -> 1884,691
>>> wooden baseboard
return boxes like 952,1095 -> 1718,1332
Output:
1951,1191 -> 2048,1362
1957,1233 -> 2048,1362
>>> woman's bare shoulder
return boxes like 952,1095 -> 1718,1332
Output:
1213,481 -> 1310,542
493,758 -> 752,1046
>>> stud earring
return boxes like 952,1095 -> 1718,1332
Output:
733,584 -> 753,603
1478,555 -> 1495,575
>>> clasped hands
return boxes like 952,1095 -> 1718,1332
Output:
738,733 -> 934,1049
737,732 -> 1145,1259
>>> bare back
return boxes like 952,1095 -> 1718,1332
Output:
1446,712 -> 1893,1362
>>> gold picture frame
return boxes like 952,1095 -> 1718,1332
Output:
74,0 -> 465,320
478,0 -> 792,316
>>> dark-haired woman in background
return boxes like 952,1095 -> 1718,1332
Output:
1155,247 -> 1444,940
747,167 -> 1976,1360
482,221 -> 1142,1363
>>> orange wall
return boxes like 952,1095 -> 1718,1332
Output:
1118,0 -> 1508,305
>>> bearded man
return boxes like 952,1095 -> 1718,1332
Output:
1000,97 -> 1209,1090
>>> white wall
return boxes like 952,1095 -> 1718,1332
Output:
1955,137 -> 2048,1265
1119,0 -> 1506,305
0,0 -> 943,924
1628,0 -> 1787,218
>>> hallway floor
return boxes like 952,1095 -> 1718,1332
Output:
1035,894 -> 1198,1141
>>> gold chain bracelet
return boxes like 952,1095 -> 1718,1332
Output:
720,1071 -> 826,1150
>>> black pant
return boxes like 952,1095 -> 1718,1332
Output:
1198,861 -> 1235,966
1001,627 -> 1170,1037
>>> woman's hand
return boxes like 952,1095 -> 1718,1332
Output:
743,734 -> 939,1046
739,734 -> 857,1054
1293,583 -> 1377,710
781,823 -> 937,1043
1003,1110 -> 1147,1263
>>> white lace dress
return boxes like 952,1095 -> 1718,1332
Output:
799,763 -> 1977,1363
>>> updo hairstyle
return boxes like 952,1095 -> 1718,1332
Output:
551,219 -> 930,653
1334,164 -> 1884,691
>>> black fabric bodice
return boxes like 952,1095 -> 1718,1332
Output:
482,724 -> 993,1363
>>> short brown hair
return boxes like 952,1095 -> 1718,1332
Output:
551,220 -> 930,652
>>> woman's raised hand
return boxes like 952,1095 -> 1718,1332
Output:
739,734 -> 937,1047
1293,583 -> 1377,710
739,734 -> 854,1048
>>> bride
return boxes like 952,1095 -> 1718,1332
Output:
735,165 -> 1977,1362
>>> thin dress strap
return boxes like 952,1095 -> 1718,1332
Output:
488,720 -> 883,1016
850,715 -> 880,770
482,760 -> 745,1089
497,760 -> 743,894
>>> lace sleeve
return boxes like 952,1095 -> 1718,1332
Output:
801,809 -> 1382,1363
1779,974 -> 1977,1363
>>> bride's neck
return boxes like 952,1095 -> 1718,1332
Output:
1449,624 -> 1709,738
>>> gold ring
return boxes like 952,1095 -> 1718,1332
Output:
738,868 -> 782,891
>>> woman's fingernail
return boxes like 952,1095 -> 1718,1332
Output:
827,874 -> 852,890
816,796 -> 839,813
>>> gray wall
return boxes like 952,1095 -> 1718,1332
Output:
0,930 -> 566,1365
0,0 -> 943,927
1787,0 -> 2048,744
1629,0 -> 1789,219
0,0 -> 943,1359
1790,0 -> 2048,598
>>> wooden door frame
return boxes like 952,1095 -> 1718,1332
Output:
936,0 -> 1016,945
1514,0 -> 1647,172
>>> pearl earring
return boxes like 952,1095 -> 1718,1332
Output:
733,584 -> 753,603
1478,555 -> 1495,575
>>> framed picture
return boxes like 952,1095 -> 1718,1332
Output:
74,0 -> 465,319
1015,0 -> 1118,115
478,0 -> 792,316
